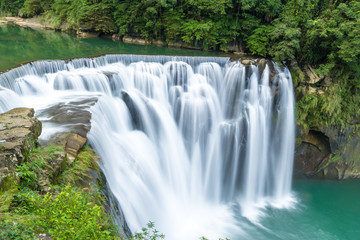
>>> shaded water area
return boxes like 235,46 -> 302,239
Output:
0,26 -> 359,240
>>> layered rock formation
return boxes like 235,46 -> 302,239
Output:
0,107 -> 90,192
0,108 -> 41,191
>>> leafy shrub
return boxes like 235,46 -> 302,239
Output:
16,145 -> 62,189
56,145 -> 98,187
0,222 -> 35,240
247,25 -> 273,56
133,221 -> 165,240
28,185 -> 119,240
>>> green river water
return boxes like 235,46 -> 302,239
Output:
0,24 -> 222,72
1,24 -> 359,240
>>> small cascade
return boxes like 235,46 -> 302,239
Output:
0,55 -> 295,239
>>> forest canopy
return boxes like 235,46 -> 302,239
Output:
1,1 -> 358,63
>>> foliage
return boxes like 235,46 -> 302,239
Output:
133,221 -> 165,240
16,145 -> 62,189
56,145 -> 99,186
24,185 -> 117,239
247,25 -> 273,56
22,0 -> 52,17
270,20 -> 301,61
0,0 -> 25,16
0,222 -> 36,240
0,142 -> 124,240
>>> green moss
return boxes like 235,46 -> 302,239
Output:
0,189 -> 16,213
291,69 -> 304,87
0,222 -> 36,240
296,84 -> 345,131
318,154 -> 342,173
0,174 -> 18,193
56,144 -> 99,187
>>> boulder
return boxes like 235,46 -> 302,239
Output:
304,65 -> 324,84
168,41 -> 183,48
152,40 -> 166,46
241,59 -> 255,65
0,108 -> 41,191
51,132 -> 87,165
112,34 -> 121,41
77,31 -> 99,38
233,52 -> 246,56
257,58 -> 267,77
123,36 -> 150,45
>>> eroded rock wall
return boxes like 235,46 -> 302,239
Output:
291,61 -> 360,180
0,108 -> 41,191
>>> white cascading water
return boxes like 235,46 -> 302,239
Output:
0,55 -> 295,239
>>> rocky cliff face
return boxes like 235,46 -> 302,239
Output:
291,62 -> 360,180
0,108 -> 41,191
0,108 -> 90,192
294,126 -> 360,179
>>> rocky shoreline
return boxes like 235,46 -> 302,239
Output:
1,16 -> 246,54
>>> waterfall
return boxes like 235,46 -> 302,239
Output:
0,55 -> 295,239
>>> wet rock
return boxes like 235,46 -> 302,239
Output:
152,40 -> 166,46
294,126 -> 360,180
320,127 -> 360,179
0,108 -> 41,191
168,41 -> 183,48
77,31 -> 99,38
294,130 -> 331,177
112,34 -> 121,41
241,59 -> 255,65
233,52 -> 246,56
36,96 -> 97,142
257,58 -> 267,77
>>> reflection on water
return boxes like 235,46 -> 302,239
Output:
0,24 -> 222,72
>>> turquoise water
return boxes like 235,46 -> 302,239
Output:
0,24 -> 222,72
1,24 -> 359,240
232,180 -> 360,240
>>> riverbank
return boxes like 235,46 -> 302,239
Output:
1,16 -> 246,54
1,16 -> 45,29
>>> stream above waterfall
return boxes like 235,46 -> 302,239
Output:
0,24 -> 223,72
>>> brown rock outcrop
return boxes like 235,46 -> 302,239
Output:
0,108 -> 41,191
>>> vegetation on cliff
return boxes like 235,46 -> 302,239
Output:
0,144 -> 121,239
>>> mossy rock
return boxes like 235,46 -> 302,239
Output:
0,172 -> 19,193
